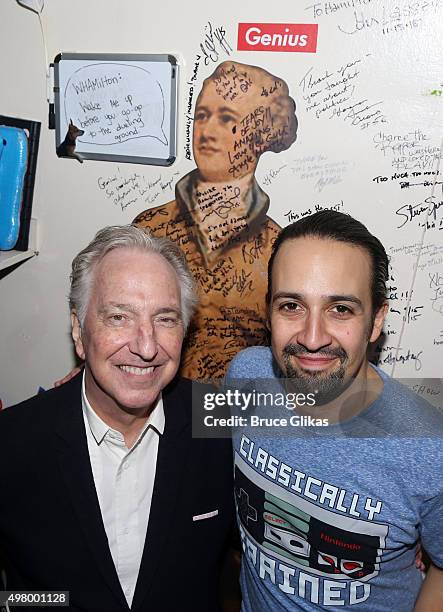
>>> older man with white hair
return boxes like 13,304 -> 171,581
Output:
0,225 -> 235,612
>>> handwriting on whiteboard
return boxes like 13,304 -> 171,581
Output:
65,63 -> 167,146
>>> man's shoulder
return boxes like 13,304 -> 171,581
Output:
0,374 -> 82,434
376,367 -> 443,435
226,346 -> 277,380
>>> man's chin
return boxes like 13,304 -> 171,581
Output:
117,395 -> 160,416
284,363 -> 340,384
113,384 -> 162,411
283,365 -> 349,405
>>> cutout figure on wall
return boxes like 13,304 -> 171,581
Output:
134,61 -> 298,379
56,120 -> 84,163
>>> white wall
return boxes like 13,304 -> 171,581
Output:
0,0 -> 442,406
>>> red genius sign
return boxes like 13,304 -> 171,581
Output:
238,23 -> 318,53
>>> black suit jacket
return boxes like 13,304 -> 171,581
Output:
0,374 -> 235,611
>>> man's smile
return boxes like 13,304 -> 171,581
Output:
294,355 -> 339,371
117,364 -> 156,376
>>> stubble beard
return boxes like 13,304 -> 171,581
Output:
282,344 -> 349,406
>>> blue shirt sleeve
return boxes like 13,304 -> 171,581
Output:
419,490 -> 443,568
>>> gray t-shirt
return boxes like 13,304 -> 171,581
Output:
227,347 -> 443,611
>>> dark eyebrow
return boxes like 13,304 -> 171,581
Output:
328,295 -> 363,308
272,292 -> 363,308
272,292 -> 304,304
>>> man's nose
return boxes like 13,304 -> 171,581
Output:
295,311 -> 332,352
198,116 -> 217,141
129,322 -> 159,361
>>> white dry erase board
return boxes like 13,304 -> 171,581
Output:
54,53 -> 178,165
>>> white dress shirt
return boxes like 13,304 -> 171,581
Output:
81,374 -> 164,606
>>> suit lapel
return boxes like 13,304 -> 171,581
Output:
131,378 -> 192,612
52,375 -> 128,609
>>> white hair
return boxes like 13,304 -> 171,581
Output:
69,225 -> 198,330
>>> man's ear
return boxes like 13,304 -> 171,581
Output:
71,311 -> 85,360
369,302 -> 388,343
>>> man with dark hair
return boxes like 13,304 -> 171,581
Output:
266,211 -> 389,314
0,225 -> 234,612
227,211 -> 443,610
